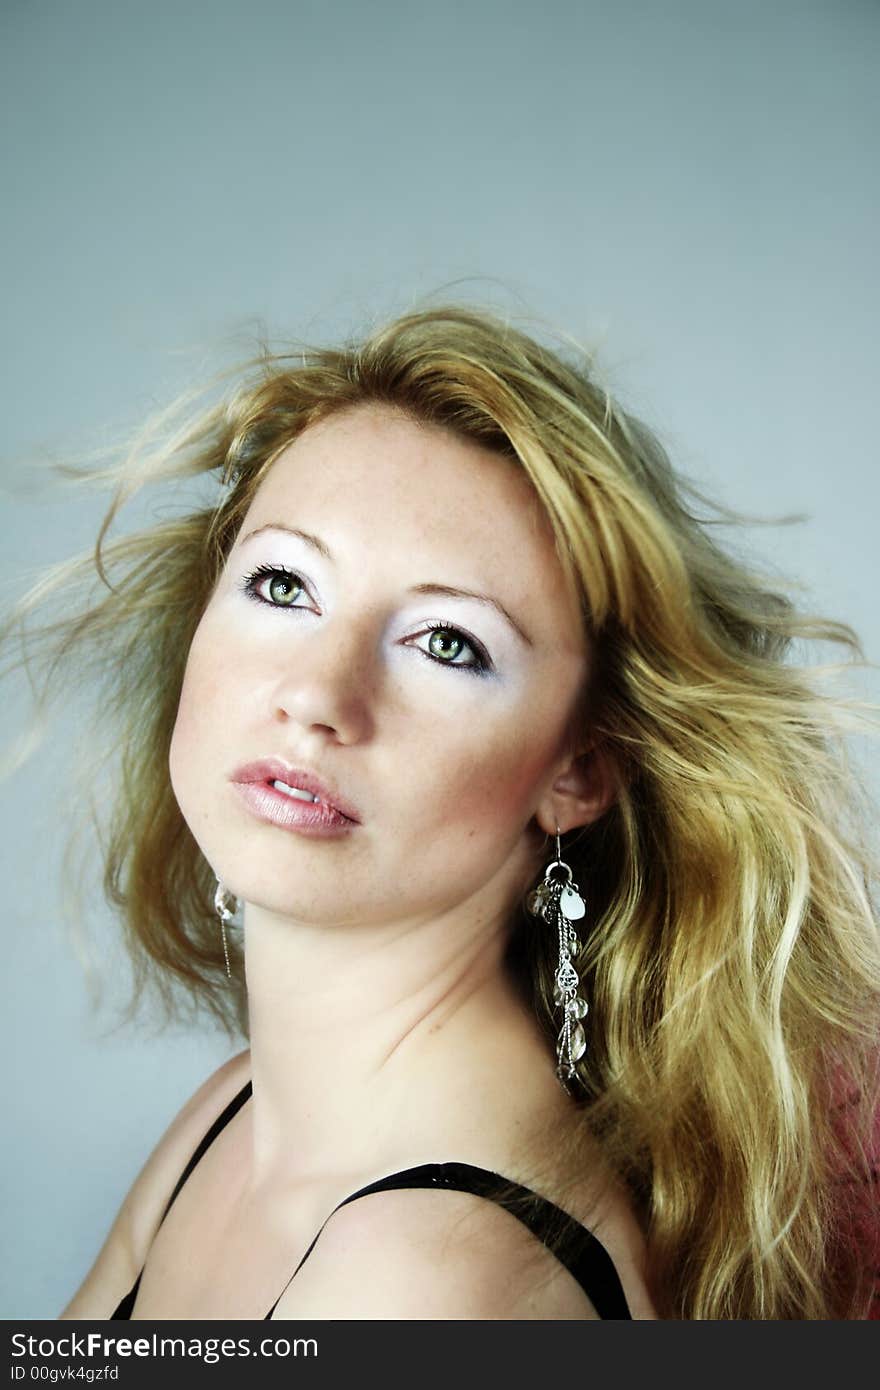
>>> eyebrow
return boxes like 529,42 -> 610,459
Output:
237,522 -> 533,647
239,522 -> 332,559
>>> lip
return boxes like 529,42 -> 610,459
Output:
229,758 -> 361,824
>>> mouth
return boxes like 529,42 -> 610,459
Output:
229,758 -> 361,824
270,778 -> 323,804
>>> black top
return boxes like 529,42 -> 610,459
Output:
109,1080 -> 632,1320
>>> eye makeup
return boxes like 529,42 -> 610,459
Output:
238,564 -> 494,677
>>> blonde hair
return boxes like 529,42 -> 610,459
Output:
4,304 -> 879,1318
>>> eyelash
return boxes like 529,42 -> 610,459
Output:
239,564 -> 493,676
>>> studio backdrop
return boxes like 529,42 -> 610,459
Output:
1,0 -> 877,1319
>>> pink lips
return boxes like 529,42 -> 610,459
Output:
229,758 -> 360,835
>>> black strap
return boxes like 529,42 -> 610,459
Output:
264,1160 -> 631,1320
111,1079 -> 632,1320
160,1080 -> 254,1225
109,1081 -> 254,1320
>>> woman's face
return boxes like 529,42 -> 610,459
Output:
169,404 -> 591,929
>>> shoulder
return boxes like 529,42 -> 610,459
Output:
271,1183 -> 600,1320
123,1047 -> 252,1260
59,1046 -> 251,1319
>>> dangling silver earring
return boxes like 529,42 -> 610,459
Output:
214,879 -> 239,980
526,824 -> 589,1090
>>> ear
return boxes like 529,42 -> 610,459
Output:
534,740 -> 619,838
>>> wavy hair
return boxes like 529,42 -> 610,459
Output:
4,304 -> 879,1318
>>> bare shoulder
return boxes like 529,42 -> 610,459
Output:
271,1185 -> 599,1321
59,1046 -> 251,1320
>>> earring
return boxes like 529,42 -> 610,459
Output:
526,825 -> 589,1089
213,879 -> 239,980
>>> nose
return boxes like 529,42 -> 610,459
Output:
269,614 -> 376,746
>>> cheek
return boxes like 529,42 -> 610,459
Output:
385,721 -> 558,914
413,659 -> 585,845
168,632 -> 226,804
168,675 -> 200,817
417,706 -> 564,838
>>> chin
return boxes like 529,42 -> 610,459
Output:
222,866 -> 368,928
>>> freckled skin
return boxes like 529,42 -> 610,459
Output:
169,404 -> 591,933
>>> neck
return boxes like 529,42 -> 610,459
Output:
240,889 -> 565,1191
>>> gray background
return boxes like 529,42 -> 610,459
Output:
2,0 -> 878,1319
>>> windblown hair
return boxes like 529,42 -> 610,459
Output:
4,304 -> 879,1319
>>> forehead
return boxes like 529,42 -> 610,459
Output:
238,403 -> 583,643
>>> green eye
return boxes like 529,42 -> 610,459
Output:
420,624 -> 491,675
242,565 -> 307,608
428,629 -> 464,662
267,573 -> 303,606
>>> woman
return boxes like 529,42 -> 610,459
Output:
6,305 -> 879,1319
